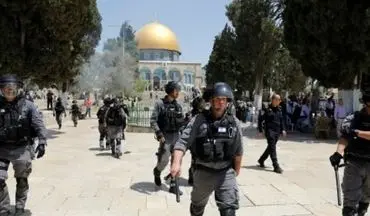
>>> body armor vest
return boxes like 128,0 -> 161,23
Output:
346,111 -> 370,160
158,99 -> 184,133
191,112 -> 237,162
0,98 -> 31,145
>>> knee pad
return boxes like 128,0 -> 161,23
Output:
0,179 -> 6,190
16,178 -> 29,189
220,208 -> 236,216
342,206 -> 356,216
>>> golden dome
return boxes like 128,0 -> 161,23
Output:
135,22 -> 181,53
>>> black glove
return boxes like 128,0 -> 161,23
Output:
35,144 -> 46,159
155,131 -> 164,140
329,152 -> 343,167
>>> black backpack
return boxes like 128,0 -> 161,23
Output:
106,106 -> 126,127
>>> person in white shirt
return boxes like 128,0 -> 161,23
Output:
334,98 -> 347,138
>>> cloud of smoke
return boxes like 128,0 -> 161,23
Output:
76,41 -> 137,97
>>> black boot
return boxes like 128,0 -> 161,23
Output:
357,202 -> 369,216
220,208 -> 236,216
258,159 -> 266,168
153,168 -> 162,186
273,164 -> 283,174
15,208 -> 25,216
342,206 -> 356,216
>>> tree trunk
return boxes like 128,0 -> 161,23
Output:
253,69 -> 264,123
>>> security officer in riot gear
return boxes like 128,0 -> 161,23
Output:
330,88 -> 370,216
0,74 -> 47,216
104,97 -> 127,158
257,94 -> 286,174
171,82 -> 244,216
97,97 -> 112,150
150,81 -> 184,193
187,96 -> 206,185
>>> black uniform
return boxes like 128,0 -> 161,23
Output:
331,108 -> 370,216
257,104 -> 285,173
329,89 -> 370,216
54,98 -> 66,129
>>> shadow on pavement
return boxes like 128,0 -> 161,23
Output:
9,206 -> 32,215
130,182 -> 169,195
46,129 -> 65,140
95,151 -> 132,157
242,127 -> 337,144
242,165 -> 274,173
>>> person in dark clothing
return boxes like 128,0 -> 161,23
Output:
97,98 -> 112,150
257,94 -> 286,174
329,88 -> 370,216
46,90 -> 53,110
70,100 -> 80,127
53,97 -> 66,129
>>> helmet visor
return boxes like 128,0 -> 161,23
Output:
0,83 -> 19,99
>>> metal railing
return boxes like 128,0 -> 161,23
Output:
127,103 -> 191,128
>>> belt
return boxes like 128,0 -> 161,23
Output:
194,164 -> 232,173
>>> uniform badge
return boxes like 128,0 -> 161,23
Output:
218,127 -> 227,133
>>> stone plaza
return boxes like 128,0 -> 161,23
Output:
5,116 -> 343,216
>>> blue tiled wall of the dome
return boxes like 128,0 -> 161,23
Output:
140,49 -> 180,61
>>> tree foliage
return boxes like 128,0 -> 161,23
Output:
283,0 -> 370,88
0,0 -> 102,86
205,24 -> 245,94
267,47 -> 307,93
225,0 -> 283,106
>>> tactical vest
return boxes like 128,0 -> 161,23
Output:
106,106 -> 126,127
191,112 -> 237,162
158,99 -> 184,133
346,111 -> 370,160
97,106 -> 109,124
0,98 -> 31,145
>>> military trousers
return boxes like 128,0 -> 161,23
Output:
55,112 -> 63,127
190,168 -> 239,216
259,132 -> 280,167
155,132 -> 179,172
107,126 -> 123,154
342,159 -> 370,211
71,114 -> 78,126
0,145 -> 33,213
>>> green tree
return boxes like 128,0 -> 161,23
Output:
226,0 -> 282,108
267,47 -> 307,93
283,0 -> 370,88
0,0 -> 102,86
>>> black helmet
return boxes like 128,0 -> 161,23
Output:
103,97 -> 111,105
72,100 -> 77,104
211,82 -> 234,102
165,81 -> 181,94
0,74 -> 23,87
191,96 -> 205,111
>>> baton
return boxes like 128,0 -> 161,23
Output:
334,164 -> 345,206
